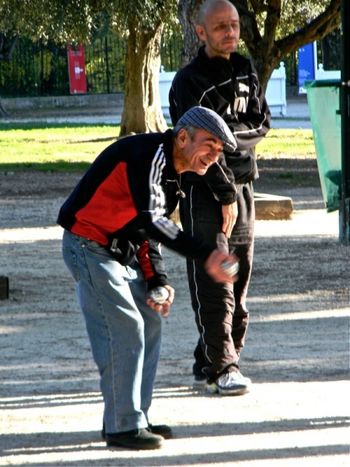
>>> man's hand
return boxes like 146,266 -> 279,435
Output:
204,249 -> 239,283
146,285 -> 175,317
222,201 -> 238,238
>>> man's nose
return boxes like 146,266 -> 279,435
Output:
209,148 -> 222,161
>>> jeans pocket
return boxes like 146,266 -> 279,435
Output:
84,239 -> 110,258
62,243 -> 81,282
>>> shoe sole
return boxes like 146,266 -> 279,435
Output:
107,441 -> 163,450
218,386 -> 250,396
106,438 -> 163,450
103,426 -> 172,440
206,383 -> 250,396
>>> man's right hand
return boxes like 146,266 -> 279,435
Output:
204,249 -> 239,283
146,285 -> 175,317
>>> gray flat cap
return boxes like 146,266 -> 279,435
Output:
174,106 -> 237,153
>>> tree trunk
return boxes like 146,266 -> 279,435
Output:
178,0 -> 201,66
252,45 -> 283,91
120,21 -> 167,136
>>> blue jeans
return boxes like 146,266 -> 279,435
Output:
62,230 -> 162,434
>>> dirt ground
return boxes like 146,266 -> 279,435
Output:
0,159 -> 349,466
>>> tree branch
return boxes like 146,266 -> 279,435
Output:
276,0 -> 341,58
262,0 -> 281,51
232,0 -> 262,53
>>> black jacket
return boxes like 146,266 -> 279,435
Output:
169,47 -> 271,203
57,129 -> 213,289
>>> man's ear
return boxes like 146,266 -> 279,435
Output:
195,24 -> 205,42
176,128 -> 188,148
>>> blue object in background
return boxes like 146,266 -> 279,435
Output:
298,43 -> 315,94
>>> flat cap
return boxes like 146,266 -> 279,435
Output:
174,106 -> 236,153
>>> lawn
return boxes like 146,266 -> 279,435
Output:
0,122 -> 316,171
257,128 -> 316,159
0,123 -> 120,171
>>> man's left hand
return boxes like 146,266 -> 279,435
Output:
222,201 -> 238,237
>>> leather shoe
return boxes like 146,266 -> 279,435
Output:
148,423 -> 173,439
102,422 -> 172,440
105,428 -> 163,450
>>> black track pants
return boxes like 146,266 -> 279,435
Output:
179,180 -> 254,382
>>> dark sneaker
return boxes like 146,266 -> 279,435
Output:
207,370 -> 251,396
148,423 -> 173,439
105,428 -> 163,450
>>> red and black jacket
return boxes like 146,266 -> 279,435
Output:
57,129 -> 212,289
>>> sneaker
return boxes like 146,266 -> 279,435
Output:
105,428 -> 163,450
102,422 -> 172,440
207,370 -> 251,396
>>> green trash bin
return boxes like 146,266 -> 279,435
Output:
305,80 -> 341,212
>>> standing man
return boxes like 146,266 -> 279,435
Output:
58,106 -> 240,451
169,0 -> 271,395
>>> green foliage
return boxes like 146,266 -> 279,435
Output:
109,0 -> 178,29
239,0 -> 332,39
0,0 -> 179,44
277,1 -> 329,38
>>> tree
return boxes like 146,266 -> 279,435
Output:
178,0 -> 341,90
0,0 -> 177,133
112,1 -> 177,135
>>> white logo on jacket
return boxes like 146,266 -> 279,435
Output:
233,96 -> 248,113
239,83 -> 249,94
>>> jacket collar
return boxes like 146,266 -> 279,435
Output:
163,129 -> 178,179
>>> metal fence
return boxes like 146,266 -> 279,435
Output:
0,29 -> 302,98
0,38 -> 69,97
0,31 -> 183,98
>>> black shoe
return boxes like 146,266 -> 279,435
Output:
102,422 -> 172,440
148,423 -> 173,439
105,428 -> 163,450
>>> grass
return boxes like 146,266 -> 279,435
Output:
0,123 -> 315,172
0,122 -> 120,171
257,128 -> 316,159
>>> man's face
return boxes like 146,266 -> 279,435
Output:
196,3 -> 240,59
183,128 -> 224,176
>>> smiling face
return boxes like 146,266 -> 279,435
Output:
174,127 -> 224,176
196,0 -> 240,60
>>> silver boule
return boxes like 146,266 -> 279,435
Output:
148,286 -> 169,304
221,260 -> 240,276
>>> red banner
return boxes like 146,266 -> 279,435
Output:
67,45 -> 87,94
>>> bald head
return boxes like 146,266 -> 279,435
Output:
197,0 -> 239,26
195,0 -> 240,59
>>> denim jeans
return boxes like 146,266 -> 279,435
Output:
62,230 -> 162,434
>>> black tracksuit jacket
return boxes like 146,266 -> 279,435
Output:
169,46 -> 271,200
57,129 -> 213,289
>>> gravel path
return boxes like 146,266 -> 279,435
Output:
0,168 -> 349,466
